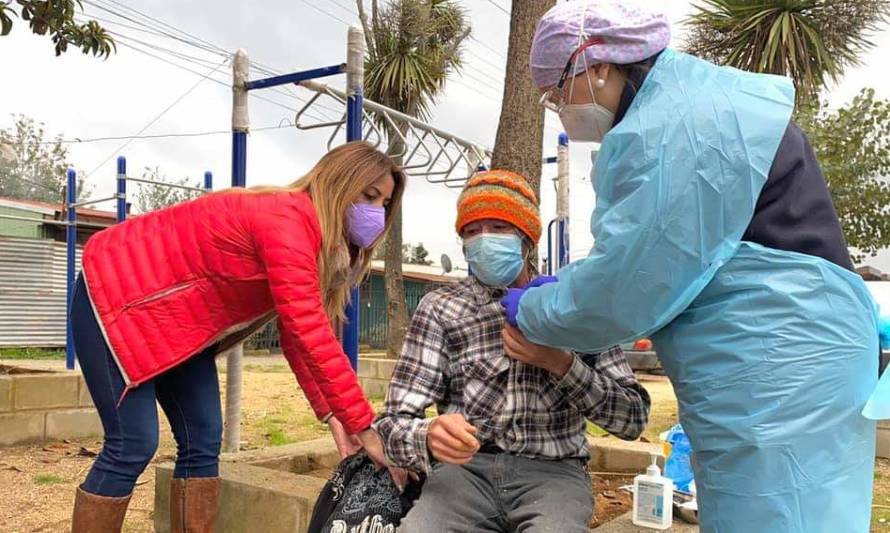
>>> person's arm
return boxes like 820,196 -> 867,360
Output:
278,316 -> 331,421
252,200 -> 374,435
553,346 -> 650,441
373,294 -> 448,473
502,327 -> 649,440
513,87 -> 794,353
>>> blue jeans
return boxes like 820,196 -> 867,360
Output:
72,275 -> 222,498
400,452 -> 594,533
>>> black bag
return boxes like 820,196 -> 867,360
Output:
308,453 -> 423,533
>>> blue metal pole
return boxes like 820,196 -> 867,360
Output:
65,169 -> 77,369
116,156 -> 127,223
342,26 -> 364,371
546,219 -> 556,276
232,134 -> 247,188
204,171 -> 213,191
245,64 -> 345,91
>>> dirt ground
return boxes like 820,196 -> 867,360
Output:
1,360 -> 888,532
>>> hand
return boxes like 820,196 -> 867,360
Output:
502,325 -> 573,378
501,288 -> 526,327
357,428 -> 390,469
354,428 -> 413,492
327,416 -> 362,459
427,414 -> 480,465
524,275 -> 558,289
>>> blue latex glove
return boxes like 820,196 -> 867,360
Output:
501,277 -> 558,327
501,288 -> 526,327
524,275 -> 557,289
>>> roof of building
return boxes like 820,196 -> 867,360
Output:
0,196 -> 116,221
857,265 -> 890,281
369,260 -> 465,284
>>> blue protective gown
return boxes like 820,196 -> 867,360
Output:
516,49 -> 879,532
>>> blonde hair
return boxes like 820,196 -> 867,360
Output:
252,142 -> 405,321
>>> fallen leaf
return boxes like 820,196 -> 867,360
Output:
77,447 -> 98,458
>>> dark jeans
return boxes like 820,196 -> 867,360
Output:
71,275 -> 222,498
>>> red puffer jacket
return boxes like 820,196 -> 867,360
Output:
81,189 -> 374,434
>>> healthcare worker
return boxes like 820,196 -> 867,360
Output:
70,142 -> 404,533
502,2 -> 882,532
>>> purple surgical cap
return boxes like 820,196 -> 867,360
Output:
530,0 -> 671,89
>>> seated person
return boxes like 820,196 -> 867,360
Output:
374,170 -> 651,533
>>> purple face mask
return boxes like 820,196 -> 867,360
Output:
346,203 -> 386,248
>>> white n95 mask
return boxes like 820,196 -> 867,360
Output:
559,102 -> 614,144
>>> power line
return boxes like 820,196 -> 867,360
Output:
470,35 -> 508,62
84,2 -> 348,120
87,0 -> 228,56
5,124 -> 301,145
325,0 -> 358,19
85,56 -> 230,177
299,0 -> 353,26
109,37 -> 341,124
484,0 -> 510,16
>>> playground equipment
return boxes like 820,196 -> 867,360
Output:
544,132 -> 570,275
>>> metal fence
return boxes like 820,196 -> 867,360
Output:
0,236 -> 83,347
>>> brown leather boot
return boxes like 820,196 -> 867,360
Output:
71,486 -> 132,533
170,477 -> 221,533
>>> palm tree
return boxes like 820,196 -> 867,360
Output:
685,0 -> 890,101
356,0 -> 470,358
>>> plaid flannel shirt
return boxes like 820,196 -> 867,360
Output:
373,277 -> 651,473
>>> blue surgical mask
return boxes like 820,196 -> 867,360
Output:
464,233 -> 524,287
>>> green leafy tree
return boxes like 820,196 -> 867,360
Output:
357,0 -> 470,358
372,242 -> 434,266
797,89 -> 890,261
0,0 -> 115,58
0,115 -> 90,202
133,167 -> 202,213
409,242 -> 432,265
685,0 -> 890,101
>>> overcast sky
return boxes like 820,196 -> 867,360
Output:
2,0 -> 890,270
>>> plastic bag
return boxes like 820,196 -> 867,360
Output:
661,424 -> 694,493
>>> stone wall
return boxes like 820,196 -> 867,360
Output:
152,435 -> 665,533
357,357 -> 396,399
0,367 -> 101,446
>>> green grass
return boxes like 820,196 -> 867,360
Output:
265,427 -> 293,446
34,473 -> 65,485
0,347 -> 65,360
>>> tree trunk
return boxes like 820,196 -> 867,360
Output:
384,128 -> 410,359
490,0 -> 555,203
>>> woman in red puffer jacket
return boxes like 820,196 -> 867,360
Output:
69,142 -> 404,533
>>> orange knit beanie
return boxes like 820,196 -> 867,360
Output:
455,169 -> 541,242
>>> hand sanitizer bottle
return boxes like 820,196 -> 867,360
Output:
632,452 -> 673,530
